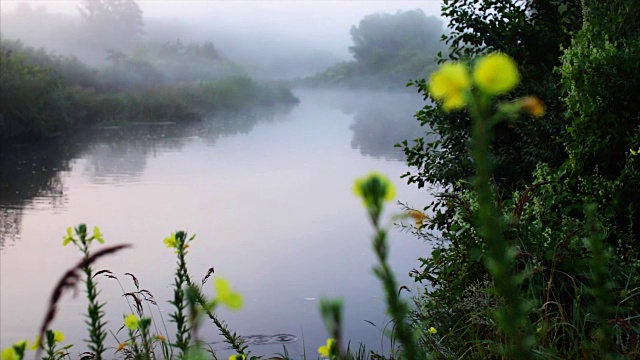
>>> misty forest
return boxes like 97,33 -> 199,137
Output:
0,0 -> 639,359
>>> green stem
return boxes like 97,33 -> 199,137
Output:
470,101 -> 532,358
80,236 -> 107,360
169,232 -> 192,355
372,222 -> 421,360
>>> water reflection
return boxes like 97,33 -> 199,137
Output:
332,91 -> 434,160
0,92 -> 431,357
0,107 -> 294,247
0,140 -> 78,247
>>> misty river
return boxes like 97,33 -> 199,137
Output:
0,90 -> 435,357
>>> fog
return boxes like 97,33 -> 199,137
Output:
0,0 -> 443,79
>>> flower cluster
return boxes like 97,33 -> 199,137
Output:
2,330 -> 67,360
428,52 -> 544,117
62,225 -> 105,247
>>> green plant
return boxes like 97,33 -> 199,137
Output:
62,225 -> 110,360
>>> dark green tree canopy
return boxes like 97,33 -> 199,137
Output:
402,0 -> 583,191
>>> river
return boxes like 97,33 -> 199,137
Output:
0,89 -> 435,358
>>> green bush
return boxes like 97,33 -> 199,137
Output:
403,1 -> 640,358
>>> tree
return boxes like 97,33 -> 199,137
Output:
401,0 -> 583,191
77,0 -> 144,50
348,9 -> 446,80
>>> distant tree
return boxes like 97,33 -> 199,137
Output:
348,9 -> 445,77
77,0 -> 144,49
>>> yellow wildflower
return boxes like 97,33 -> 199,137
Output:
124,314 -> 139,331
163,233 -> 177,249
62,227 -> 74,246
428,62 -> 471,111
115,342 -> 127,352
93,226 -> 105,244
0,348 -> 18,360
154,335 -> 166,342
30,336 -> 40,351
353,172 -> 396,207
428,327 -> 437,335
214,278 -> 243,310
318,338 -> 337,358
520,96 -> 545,117
473,52 -> 519,95
228,354 -> 246,360
53,330 -> 65,343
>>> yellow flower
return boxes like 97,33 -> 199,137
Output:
30,336 -> 40,351
353,172 -> 396,208
1,348 -> 18,360
214,278 -> 243,310
317,338 -> 337,358
630,148 -> 639,156
124,314 -> 139,331
428,62 -> 471,111
228,354 -> 246,360
473,52 -> 520,95
116,342 -> 127,352
154,335 -> 166,342
93,226 -> 105,244
62,227 -> 74,246
163,233 -> 177,249
53,330 -> 65,343
520,96 -> 545,117
428,327 -> 437,335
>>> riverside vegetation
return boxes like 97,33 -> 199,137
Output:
2,0 -> 639,359
0,37 -> 299,142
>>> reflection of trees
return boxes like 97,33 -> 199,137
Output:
199,105 -> 294,146
344,92 -> 435,160
0,140 -> 77,248
0,105 -> 295,247
81,124 -> 188,183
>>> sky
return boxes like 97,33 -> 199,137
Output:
0,1 -> 443,52
0,0 -> 445,76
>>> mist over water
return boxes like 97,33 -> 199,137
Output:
0,90 -> 433,356
1,1 -> 441,357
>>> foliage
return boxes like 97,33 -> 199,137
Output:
0,41 -> 78,139
400,0 -> 583,191
559,0 -> 640,245
403,0 -> 640,358
0,38 -> 299,142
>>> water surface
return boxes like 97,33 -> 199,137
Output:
0,90 -> 434,357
